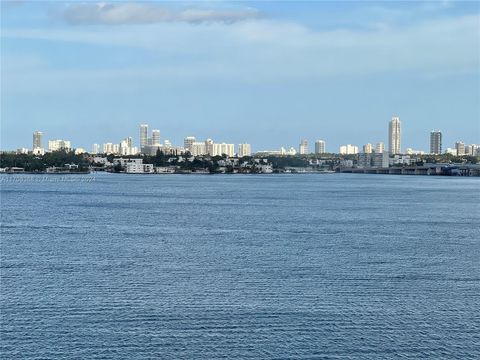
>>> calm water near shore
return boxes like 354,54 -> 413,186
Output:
1,173 -> 479,359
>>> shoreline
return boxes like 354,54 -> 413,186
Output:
1,170 -> 479,177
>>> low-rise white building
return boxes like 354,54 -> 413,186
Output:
390,155 -> 412,166
32,147 -> 45,156
405,148 -> 425,155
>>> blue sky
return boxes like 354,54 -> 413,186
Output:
1,0 -> 479,152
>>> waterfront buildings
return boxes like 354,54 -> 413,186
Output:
256,147 -> 297,156
389,116 -> 401,154
114,158 -> 154,173
299,139 -> 309,155
315,140 -> 326,154
363,143 -> 373,154
430,131 -> 442,154
358,151 -> 389,168
455,141 -> 465,156
238,143 -> 252,157
14,121 -> 479,161
375,142 -> 385,153
339,144 -> 359,155
48,139 -> 71,152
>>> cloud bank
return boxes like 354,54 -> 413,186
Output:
59,2 -> 261,25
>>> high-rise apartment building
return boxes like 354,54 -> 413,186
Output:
315,140 -> 326,154
299,139 -> 308,155
465,144 -> 478,156
92,143 -> 100,154
430,131 -> 442,154
389,116 -> 401,154
119,137 -> 136,155
184,136 -> 196,152
151,130 -> 160,146
363,143 -> 373,153
33,131 -> 43,150
339,144 -> 359,155
103,142 -> 120,154
213,143 -> 235,157
455,141 -> 465,156
139,124 -> 148,149
375,142 -> 384,153
191,142 -> 207,156
48,139 -> 71,152
238,143 -> 252,157
205,139 -> 214,156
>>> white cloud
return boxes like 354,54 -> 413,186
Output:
2,14 -> 479,90
58,2 -> 261,25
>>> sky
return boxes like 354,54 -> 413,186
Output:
1,0 -> 479,152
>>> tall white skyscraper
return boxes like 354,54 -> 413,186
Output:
33,131 -> 43,150
151,130 -> 160,146
430,131 -> 442,154
315,140 -> 326,154
299,139 -> 308,155
238,143 -> 252,157
388,116 -> 401,154
184,136 -> 196,152
139,124 -> 148,149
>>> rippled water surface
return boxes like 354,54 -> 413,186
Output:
1,174 -> 479,359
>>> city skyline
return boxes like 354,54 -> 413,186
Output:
1,1 -> 479,151
18,117 -> 479,157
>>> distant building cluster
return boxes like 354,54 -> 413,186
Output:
13,115 -> 480,159
184,137 -> 238,157
336,117 -> 478,158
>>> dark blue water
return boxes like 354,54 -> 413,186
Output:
1,174 -> 479,359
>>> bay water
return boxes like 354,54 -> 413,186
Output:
1,174 -> 479,359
